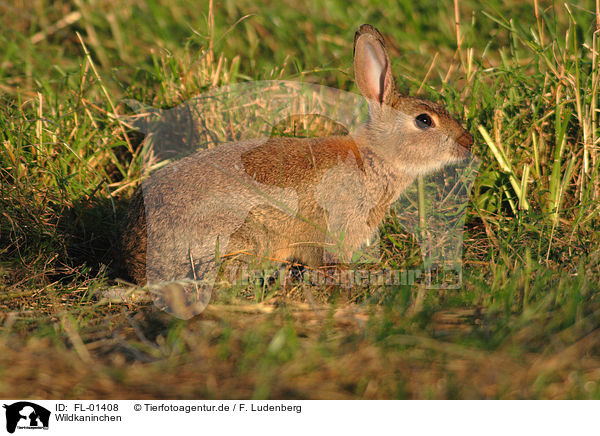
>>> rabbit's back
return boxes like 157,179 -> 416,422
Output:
120,135 -> 395,283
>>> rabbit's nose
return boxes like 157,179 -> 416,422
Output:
457,131 -> 473,151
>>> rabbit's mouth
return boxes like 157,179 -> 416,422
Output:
451,131 -> 474,161
456,131 -> 474,152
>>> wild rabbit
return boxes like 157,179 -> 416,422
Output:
119,24 -> 474,317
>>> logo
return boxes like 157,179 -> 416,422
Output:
3,402 -> 50,434
122,80 -> 479,319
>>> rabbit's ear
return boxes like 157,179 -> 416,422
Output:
353,24 -> 395,105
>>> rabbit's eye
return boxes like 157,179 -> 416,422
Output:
415,113 -> 433,129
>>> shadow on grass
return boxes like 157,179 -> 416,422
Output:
60,195 -> 127,281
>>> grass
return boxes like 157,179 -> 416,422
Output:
1,0 -> 599,399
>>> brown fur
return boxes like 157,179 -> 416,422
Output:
119,24 -> 474,288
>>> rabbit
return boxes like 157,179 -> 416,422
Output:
118,24 -> 474,317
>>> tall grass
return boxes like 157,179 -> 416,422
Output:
0,0 -> 599,399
